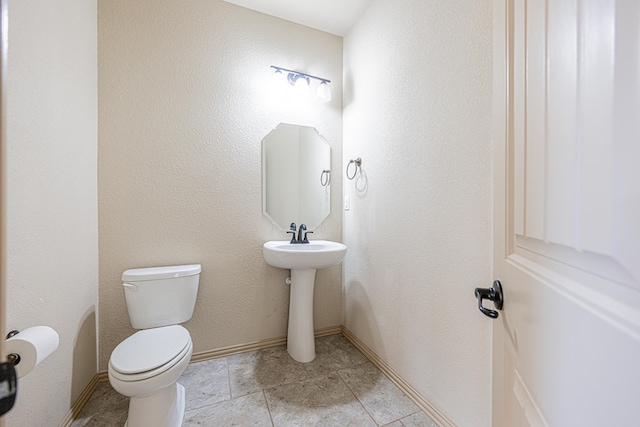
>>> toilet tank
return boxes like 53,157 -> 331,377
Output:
121,264 -> 201,329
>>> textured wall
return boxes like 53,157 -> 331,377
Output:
98,0 -> 343,369
5,0 -> 98,425
343,0 -> 493,425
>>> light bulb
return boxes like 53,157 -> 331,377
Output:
271,68 -> 287,90
293,75 -> 310,99
316,81 -> 332,103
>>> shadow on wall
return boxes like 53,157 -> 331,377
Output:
350,167 -> 368,198
344,280 -> 383,358
71,307 -> 97,404
343,70 -> 355,109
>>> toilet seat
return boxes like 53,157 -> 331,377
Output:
109,340 -> 192,383
110,325 -> 191,382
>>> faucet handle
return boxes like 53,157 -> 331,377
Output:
302,231 -> 313,243
287,231 -> 298,244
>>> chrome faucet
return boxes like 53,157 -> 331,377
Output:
287,222 -> 313,243
296,224 -> 313,244
297,224 -> 306,243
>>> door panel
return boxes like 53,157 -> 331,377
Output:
493,0 -> 640,425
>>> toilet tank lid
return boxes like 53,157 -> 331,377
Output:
122,264 -> 201,282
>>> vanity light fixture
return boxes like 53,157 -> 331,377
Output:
316,81 -> 332,103
270,65 -> 332,103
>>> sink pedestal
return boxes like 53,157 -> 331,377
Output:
287,268 -> 317,363
262,240 -> 347,363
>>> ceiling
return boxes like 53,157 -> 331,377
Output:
222,0 -> 373,36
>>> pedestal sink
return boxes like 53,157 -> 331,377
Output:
263,240 -> 347,362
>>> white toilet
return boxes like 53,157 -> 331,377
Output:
108,264 -> 201,427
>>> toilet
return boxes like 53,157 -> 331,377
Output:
108,264 -> 201,427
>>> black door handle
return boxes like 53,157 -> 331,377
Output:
474,280 -> 504,319
0,361 -> 18,416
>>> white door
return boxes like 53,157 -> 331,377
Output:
492,0 -> 640,426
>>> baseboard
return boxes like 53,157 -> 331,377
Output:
190,325 -> 342,362
58,373 -> 101,427
97,370 -> 109,382
341,327 -> 456,427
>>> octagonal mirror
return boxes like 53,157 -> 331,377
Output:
262,123 -> 331,230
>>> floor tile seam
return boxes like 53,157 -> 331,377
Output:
335,366 -> 412,427
229,375 -> 305,400
299,356 -> 371,379
185,401 -> 211,413
260,365 -> 355,394
353,358 -> 371,368
254,376 -> 302,396
224,355 -> 233,402
334,367 -> 381,427
251,363 -> 317,394
396,410 -> 423,427
261,389 -> 276,427
229,386 -> 253,400
182,357 -> 233,412
184,390 -> 268,417
405,409 -> 424,419
184,390 -> 234,414
357,383 -> 420,424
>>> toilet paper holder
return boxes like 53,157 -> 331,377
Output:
4,325 -> 59,380
5,330 -> 21,366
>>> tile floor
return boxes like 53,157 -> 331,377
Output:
71,334 -> 438,427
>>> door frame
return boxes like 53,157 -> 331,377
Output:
0,0 -> 7,425
492,0 -> 510,425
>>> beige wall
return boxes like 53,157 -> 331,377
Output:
343,0 -> 493,425
98,0 -> 343,369
2,2 -> 494,425
5,0 -> 98,426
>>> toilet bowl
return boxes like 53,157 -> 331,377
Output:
108,264 -> 201,427
109,325 -> 193,427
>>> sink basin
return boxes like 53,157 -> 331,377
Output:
263,239 -> 347,363
263,240 -> 347,270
